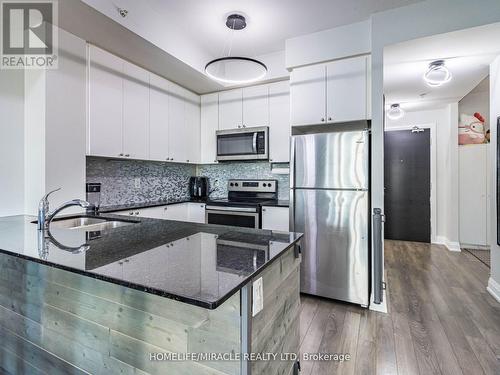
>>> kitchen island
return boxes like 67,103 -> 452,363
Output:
0,214 -> 302,375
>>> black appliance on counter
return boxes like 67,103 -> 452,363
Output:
189,176 -> 209,200
205,179 -> 278,229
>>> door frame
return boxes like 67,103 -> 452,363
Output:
384,123 -> 437,243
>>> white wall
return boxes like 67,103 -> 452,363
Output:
1,28 -> 87,217
488,56 -> 500,301
0,70 -> 25,216
371,0 -> 500,230
386,105 -> 459,247
285,20 -> 371,69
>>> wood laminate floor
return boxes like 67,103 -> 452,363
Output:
299,240 -> 500,375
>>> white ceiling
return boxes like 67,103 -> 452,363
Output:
384,22 -> 500,112
81,0 -> 422,75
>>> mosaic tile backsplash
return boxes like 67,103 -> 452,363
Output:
197,162 -> 290,200
86,157 -> 290,206
86,157 -> 196,206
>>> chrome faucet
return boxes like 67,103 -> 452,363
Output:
37,188 -> 96,231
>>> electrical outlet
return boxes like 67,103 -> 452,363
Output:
134,178 -> 141,189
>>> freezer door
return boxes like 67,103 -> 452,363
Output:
291,131 -> 369,190
293,188 -> 369,305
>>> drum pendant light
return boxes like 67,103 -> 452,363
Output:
205,14 -> 267,85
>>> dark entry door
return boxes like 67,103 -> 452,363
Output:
384,129 -> 431,242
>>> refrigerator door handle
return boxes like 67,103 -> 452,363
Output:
289,136 -> 296,232
289,189 -> 295,232
373,208 -> 384,304
289,137 -> 296,189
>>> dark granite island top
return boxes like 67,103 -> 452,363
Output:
0,214 -> 302,375
0,214 -> 302,309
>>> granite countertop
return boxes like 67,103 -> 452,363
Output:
98,198 -> 208,213
261,200 -> 290,207
0,214 -> 302,309
99,198 -> 289,213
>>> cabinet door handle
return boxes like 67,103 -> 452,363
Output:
328,117 -> 332,121
262,208 -> 266,212
321,118 -> 325,122
186,160 -> 190,163
125,154 -> 130,157
119,153 -> 124,156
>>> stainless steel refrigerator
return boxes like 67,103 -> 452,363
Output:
290,130 -> 370,306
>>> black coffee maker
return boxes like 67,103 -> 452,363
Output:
189,176 -> 209,200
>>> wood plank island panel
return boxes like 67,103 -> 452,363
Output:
0,253 -> 240,375
0,245 -> 301,375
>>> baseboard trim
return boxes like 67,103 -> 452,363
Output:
434,236 -> 461,252
460,243 -> 490,250
487,277 -> 500,304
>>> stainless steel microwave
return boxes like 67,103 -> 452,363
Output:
216,126 -> 269,161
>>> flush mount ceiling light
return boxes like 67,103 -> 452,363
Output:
205,14 -> 267,85
423,60 -> 452,87
386,104 -> 405,120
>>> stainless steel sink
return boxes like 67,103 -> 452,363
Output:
48,217 -> 135,231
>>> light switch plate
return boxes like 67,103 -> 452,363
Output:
252,277 -> 263,317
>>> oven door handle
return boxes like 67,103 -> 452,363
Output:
206,205 -> 257,213
252,132 -> 258,154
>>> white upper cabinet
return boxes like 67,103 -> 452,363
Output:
290,64 -> 326,126
242,85 -> 269,127
200,93 -> 219,164
87,45 -> 123,157
122,61 -> 149,159
290,55 -> 370,126
149,73 -> 170,161
326,55 -> 368,123
219,89 -> 243,130
184,89 -> 201,163
87,45 -> 200,164
169,84 -> 200,163
269,81 -> 291,163
168,83 -> 187,162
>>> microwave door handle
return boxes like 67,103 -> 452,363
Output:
252,133 -> 258,153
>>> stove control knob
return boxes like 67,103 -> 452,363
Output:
230,183 -> 234,187
235,183 -> 239,187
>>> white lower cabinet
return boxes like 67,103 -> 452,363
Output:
163,203 -> 189,221
110,202 -> 206,223
261,206 -> 290,231
188,203 -> 206,223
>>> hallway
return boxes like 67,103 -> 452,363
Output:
299,240 -> 500,375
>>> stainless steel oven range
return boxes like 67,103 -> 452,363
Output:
205,179 -> 278,229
